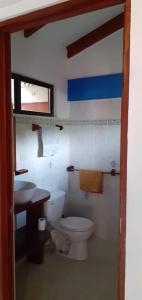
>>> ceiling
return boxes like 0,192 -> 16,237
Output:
0,0 -> 22,8
30,4 -> 124,45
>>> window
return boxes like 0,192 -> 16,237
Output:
12,74 -> 54,116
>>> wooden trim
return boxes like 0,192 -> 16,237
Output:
32,124 -> 42,131
13,117 -> 16,171
0,32 -> 14,300
67,12 -> 124,58
0,0 -> 124,33
119,0 -> 130,299
15,169 -> 28,176
12,72 -> 54,89
0,0 -> 130,299
24,25 -> 44,38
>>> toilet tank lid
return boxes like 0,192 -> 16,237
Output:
50,190 -> 65,200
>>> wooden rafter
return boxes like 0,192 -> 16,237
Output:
67,12 -> 124,58
4,0 -> 124,36
24,25 -> 44,38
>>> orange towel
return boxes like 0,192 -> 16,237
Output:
80,169 -> 103,194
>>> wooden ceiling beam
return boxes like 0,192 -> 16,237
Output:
67,12 -> 124,58
0,0 -> 124,33
24,25 -> 44,38
24,0 -> 124,38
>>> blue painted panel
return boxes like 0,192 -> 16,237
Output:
68,73 -> 123,101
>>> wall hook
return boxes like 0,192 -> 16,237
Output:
55,124 -> 64,131
32,123 -> 42,131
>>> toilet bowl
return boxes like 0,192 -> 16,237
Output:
55,217 -> 94,260
44,190 -> 94,261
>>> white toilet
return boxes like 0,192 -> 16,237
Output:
44,190 -> 94,261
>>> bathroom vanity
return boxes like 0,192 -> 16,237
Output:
15,189 -> 50,264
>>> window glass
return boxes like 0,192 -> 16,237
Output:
12,74 -> 54,116
21,82 -> 50,114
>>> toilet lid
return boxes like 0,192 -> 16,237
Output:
59,217 -> 94,232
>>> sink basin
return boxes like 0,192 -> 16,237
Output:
14,181 -> 37,204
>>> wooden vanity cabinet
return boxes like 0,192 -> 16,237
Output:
15,189 -> 50,264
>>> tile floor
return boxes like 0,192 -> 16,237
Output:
16,238 -> 119,300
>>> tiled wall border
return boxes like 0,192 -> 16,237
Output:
14,114 -> 121,126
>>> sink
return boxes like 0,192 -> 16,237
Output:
14,181 -> 37,204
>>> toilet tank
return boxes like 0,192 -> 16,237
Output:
44,190 -> 65,222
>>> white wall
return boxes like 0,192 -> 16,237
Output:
69,124 -> 120,172
69,99 -> 121,121
15,119 -> 121,238
3,0 -> 142,297
68,173 -> 120,241
66,28 -> 123,120
11,9 -> 123,120
12,10 -> 122,237
11,30 -> 70,119
0,0 -> 65,21
16,122 -> 69,192
15,121 -> 69,228
125,1 -> 142,299
66,26 -> 123,120
67,124 -> 120,240
66,30 -> 123,78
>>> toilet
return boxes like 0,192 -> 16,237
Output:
44,190 -> 94,261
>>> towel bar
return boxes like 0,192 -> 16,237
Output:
66,166 -> 120,176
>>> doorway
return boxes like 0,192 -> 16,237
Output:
0,1 -> 130,299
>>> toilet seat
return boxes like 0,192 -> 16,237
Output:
59,217 -> 94,232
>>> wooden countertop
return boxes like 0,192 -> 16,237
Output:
15,188 -> 50,214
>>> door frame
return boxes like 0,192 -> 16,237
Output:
0,1 -> 130,299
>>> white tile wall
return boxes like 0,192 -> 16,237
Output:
69,99 -> 121,120
67,172 -> 120,241
16,123 -> 69,191
15,119 -> 120,240
15,122 -> 70,228
68,124 -> 120,171
16,121 -> 120,240
66,124 -> 120,241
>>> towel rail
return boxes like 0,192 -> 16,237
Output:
66,166 -> 120,176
